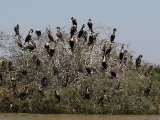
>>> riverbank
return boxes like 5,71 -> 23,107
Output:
0,113 -> 160,120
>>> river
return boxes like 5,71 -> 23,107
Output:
0,114 -> 160,120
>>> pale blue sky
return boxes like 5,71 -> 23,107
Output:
0,0 -> 160,64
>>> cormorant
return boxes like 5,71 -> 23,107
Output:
84,86 -> 90,100
69,38 -> 75,52
136,55 -> 143,68
16,36 -> 23,48
77,24 -> 85,39
82,31 -> 88,43
111,71 -> 117,79
87,19 -> 93,32
102,56 -> 107,70
1,60 -> 6,70
19,69 -> 27,76
14,24 -> 20,36
88,32 -> 94,46
119,44 -> 125,63
10,78 -> 16,91
85,64 -> 92,75
70,25 -> 77,38
144,81 -> 152,97
55,90 -> 60,103
41,77 -> 48,87
44,42 -> 50,52
71,17 -> 77,27
110,28 -> 117,43
24,29 -> 33,45
8,61 -> 13,71
0,72 -> 2,86
105,44 -> 112,56
25,40 -> 36,51
48,47 -> 55,57
35,29 -> 41,40
97,90 -> 106,105
18,87 -> 29,100
56,27 -> 63,41
47,30 -> 54,42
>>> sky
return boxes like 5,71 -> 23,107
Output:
0,0 -> 160,64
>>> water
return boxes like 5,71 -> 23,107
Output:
0,114 -> 160,120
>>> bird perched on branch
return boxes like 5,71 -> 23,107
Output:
87,19 -> 93,32
101,56 -> 107,70
110,28 -> 117,43
25,40 -> 36,51
56,27 -> 63,42
77,24 -> 85,39
69,38 -> 75,52
47,30 -> 55,42
24,29 -> 34,45
84,86 -> 90,100
71,17 -> 77,27
97,90 -> 106,105
35,29 -> 41,40
14,24 -> 20,37
70,25 -> 77,38
119,44 -> 128,63
55,90 -> 60,103
135,55 -> 143,68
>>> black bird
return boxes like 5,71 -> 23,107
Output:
0,72 -> 2,86
105,44 -> 112,56
97,90 -> 106,105
20,69 -> 27,75
69,38 -> 75,52
36,58 -> 41,67
18,87 -> 29,100
119,44 -> 125,63
136,55 -> 143,68
70,25 -> 77,38
25,40 -> 36,51
85,64 -> 92,75
77,24 -> 85,39
16,36 -> 23,48
24,29 -> 33,45
110,28 -> 117,43
48,48 -> 55,57
102,56 -> 107,70
102,43 -> 107,55
56,27 -> 63,41
8,61 -> 13,71
88,32 -> 94,46
35,29 -> 41,40
41,77 -> 48,87
55,90 -> 60,103
62,79 -> 69,87
71,17 -> 77,27
82,31 -> 88,43
87,19 -> 93,32
111,71 -> 117,79
44,42 -> 50,52
144,81 -> 152,97
1,60 -> 6,70
53,66 -> 59,75
84,86 -> 90,100
10,78 -> 16,91
14,24 -> 20,36
0,73 -> 2,80
48,30 -> 55,42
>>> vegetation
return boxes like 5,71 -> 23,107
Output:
0,26 -> 160,115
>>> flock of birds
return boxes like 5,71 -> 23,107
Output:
0,17 -> 150,105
